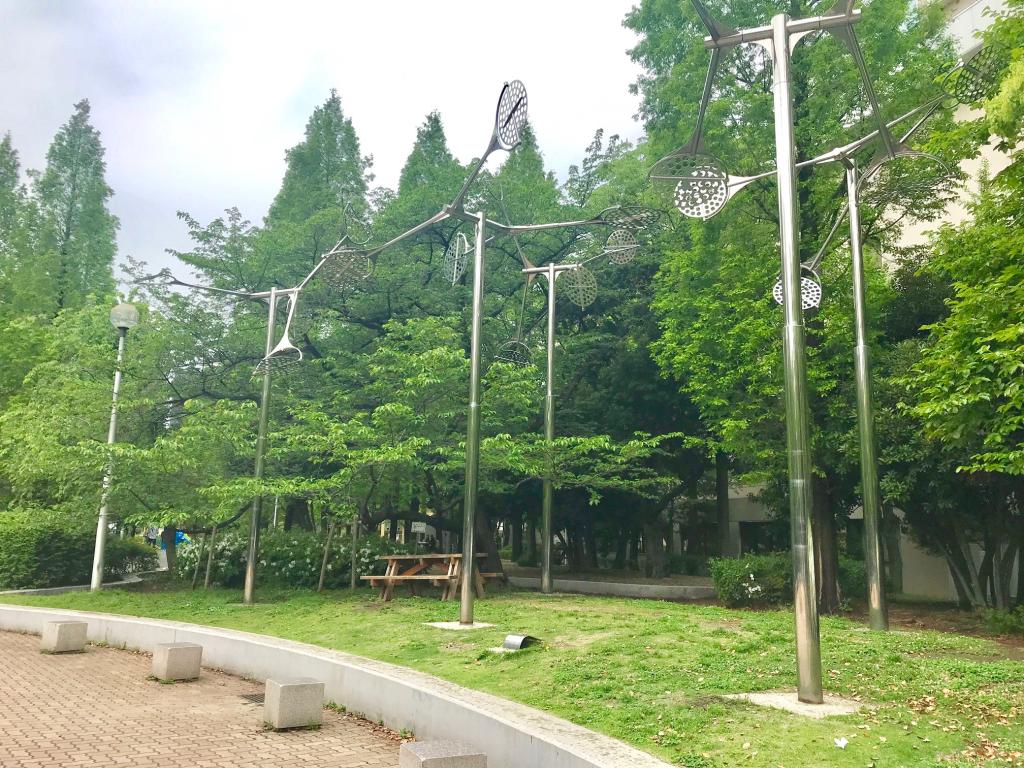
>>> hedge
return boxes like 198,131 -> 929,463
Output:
174,528 -> 409,589
710,552 -> 868,607
0,510 -> 157,589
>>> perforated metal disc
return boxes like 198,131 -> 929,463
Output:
650,152 -> 729,219
495,80 -> 528,150
605,229 -> 639,265
944,46 -> 1007,104
598,205 -> 662,230
562,266 -> 598,308
253,347 -> 303,377
495,340 -> 531,367
772,273 -> 823,311
321,249 -> 371,288
443,233 -> 470,285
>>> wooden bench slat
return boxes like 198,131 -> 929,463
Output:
361,575 -> 455,581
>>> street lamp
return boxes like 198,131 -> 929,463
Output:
90,302 -> 140,591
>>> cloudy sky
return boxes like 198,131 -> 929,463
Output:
0,0 -> 647,277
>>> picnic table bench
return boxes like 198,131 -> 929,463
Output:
361,553 -> 505,601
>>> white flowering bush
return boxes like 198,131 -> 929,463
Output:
174,528 -> 408,588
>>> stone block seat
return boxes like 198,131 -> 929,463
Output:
151,642 -> 202,681
400,740 -> 487,768
40,621 -> 88,653
263,677 -> 324,730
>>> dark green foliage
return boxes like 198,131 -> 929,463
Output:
0,510 -> 156,589
710,553 -> 793,607
710,552 -> 865,607
173,530 -> 408,589
986,606 -> 1024,635
103,538 -> 158,578
663,552 -> 710,577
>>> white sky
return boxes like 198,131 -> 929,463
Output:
0,0 -> 646,276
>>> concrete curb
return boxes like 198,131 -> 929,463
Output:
0,573 -> 145,596
507,576 -> 715,601
0,605 -> 672,768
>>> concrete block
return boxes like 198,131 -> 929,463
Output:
151,642 -> 202,681
263,677 -> 324,730
400,741 -> 487,768
40,621 -> 88,653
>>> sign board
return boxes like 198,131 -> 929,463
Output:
411,521 -> 428,534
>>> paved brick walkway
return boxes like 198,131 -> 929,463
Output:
0,630 -> 400,767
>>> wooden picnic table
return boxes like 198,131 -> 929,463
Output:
360,553 -> 503,602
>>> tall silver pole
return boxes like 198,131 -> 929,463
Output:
846,161 -> 888,631
90,328 -> 127,592
459,212 -> 487,625
243,287 -> 277,605
770,13 -> 822,704
541,263 -> 557,594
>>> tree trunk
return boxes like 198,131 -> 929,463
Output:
643,522 -> 666,578
882,507 -> 902,594
191,533 -> 207,590
317,520 -> 336,593
161,526 -> 177,572
474,506 -> 503,575
510,511 -> 523,562
716,450 -> 732,557
388,518 -> 398,541
811,475 -> 840,613
584,525 -> 599,569
613,527 -> 627,570
526,517 -> 537,565
203,525 -> 217,588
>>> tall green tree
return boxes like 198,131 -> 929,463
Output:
32,100 -> 117,314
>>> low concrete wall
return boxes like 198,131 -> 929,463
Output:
508,576 -> 714,601
0,573 -> 144,597
0,605 -> 671,768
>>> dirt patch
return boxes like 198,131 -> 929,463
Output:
847,602 -> 1024,658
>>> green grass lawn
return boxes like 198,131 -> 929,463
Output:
3,583 -> 1022,767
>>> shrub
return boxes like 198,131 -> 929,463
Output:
664,553 -> 710,577
0,509 -> 156,589
710,552 -> 869,607
104,538 -> 158,578
710,553 -> 791,607
986,606 -> 1024,635
174,527 -> 409,589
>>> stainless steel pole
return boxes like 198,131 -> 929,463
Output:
90,327 -> 128,592
541,263 -> 557,594
243,287 -> 277,605
459,212 -> 487,625
770,13 -> 823,703
846,161 -> 888,631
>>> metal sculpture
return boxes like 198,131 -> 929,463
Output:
654,5 -> 1003,702
605,229 -> 639,265
443,232 -> 471,285
561,265 -> 598,308
255,290 -> 303,375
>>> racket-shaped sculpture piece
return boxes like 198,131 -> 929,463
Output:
772,266 -> 824,311
859,152 -> 949,209
942,45 -> 1008,105
320,246 -> 372,290
255,291 -> 303,376
450,80 -> 529,211
597,205 -> 663,230
443,232 -> 471,285
561,265 -> 598,309
496,340 -> 532,366
604,229 -> 640,265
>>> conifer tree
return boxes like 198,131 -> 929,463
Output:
33,100 -> 118,313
